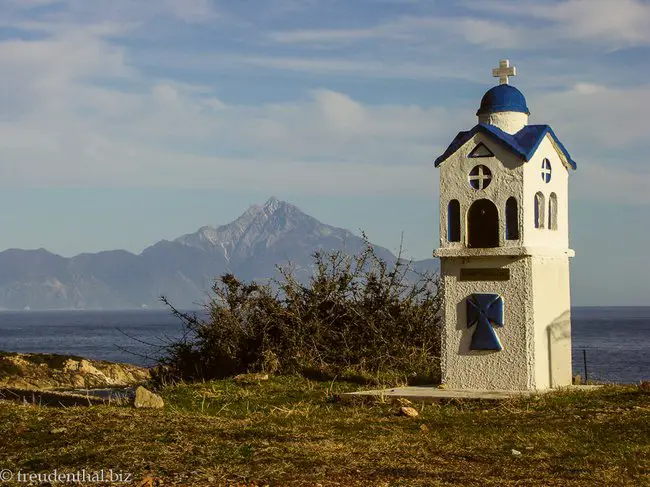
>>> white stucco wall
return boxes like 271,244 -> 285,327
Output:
435,126 -> 574,391
439,253 -> 572,391
478,111 -> 528,134
438,133 -> 524,250
440,256 -> 534,390
522,135 -> 570,249
531,255 -> 573,389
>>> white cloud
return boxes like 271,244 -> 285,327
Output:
1,22 -> 648,203
162,0 -> 219,23
570,83 -> 606,95
312,90 -> 366,134
269,28 -> 378,44
269,0 -> 650,53
1,0 -> 220,28
4,0 -> 63,7
0,27 -> 450,195
0,30 -> 133,123
234,55 -> 474,81
267,16 -> 436,46
240,55 -> 388,74
530,0 -> 650,46
533,83 -> 650,148
1,1 -> 648,205
527,81 -> 650,204
464,0 -> 650,48
267,14 -> 525,49
573,162 -> 650,205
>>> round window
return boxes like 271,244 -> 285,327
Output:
469,165 -> 492,190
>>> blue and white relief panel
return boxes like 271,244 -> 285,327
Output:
466,294 -> 504,351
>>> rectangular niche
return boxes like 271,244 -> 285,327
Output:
460,268 -> 510,281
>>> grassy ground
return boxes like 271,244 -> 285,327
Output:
0,376 -> 649,486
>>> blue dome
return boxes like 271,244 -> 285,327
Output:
477,84 -> 530,116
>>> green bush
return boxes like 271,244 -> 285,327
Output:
159,237 -> 442,386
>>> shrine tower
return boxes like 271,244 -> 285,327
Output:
433,60 -> 577,391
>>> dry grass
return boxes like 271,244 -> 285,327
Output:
1,376 -> 649,486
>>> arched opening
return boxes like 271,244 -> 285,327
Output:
447,200 -> 461,242
505,197 -> 519,240
534,192 -> 545,229
548,193 -> 557,230
467,199 -> 499,248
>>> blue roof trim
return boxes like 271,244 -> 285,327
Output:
434,124 -> 577,170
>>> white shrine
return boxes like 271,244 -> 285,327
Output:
433,60 -> 577,391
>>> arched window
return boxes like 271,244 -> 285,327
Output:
505,197 -> 519,240
467,199 -> 499,248
448,200 -> 461,242
534,192 -> 545,229
548,193 -> 558,230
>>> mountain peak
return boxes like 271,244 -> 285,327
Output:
263,196 -> 281,212
176,197 -> 343,262
260,197 -> 305,219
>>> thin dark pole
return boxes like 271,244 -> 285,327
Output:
583,349 -> 588,383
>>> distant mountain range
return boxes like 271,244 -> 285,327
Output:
0,197 -> 437,310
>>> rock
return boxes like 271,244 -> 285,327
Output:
511,449 -> 522,456
0,352 -> 150,390
233,373 -> 269,383
399,406 -> 419,418
396,398 -> 413,406
72,375 -> 86,389
133,386 -> 164,409
64,359 -> 99,375
49,427 -> 67,434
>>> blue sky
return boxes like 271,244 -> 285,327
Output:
0,0 -> 649,306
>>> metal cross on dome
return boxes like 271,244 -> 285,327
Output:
492,59 -> 516,85
466,294 -> 504,351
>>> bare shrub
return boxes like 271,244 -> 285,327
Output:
158,236 -> 442,385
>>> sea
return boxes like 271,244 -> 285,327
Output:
0,307 -> 648,384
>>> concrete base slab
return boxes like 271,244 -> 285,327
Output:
341,385 -> 602,403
